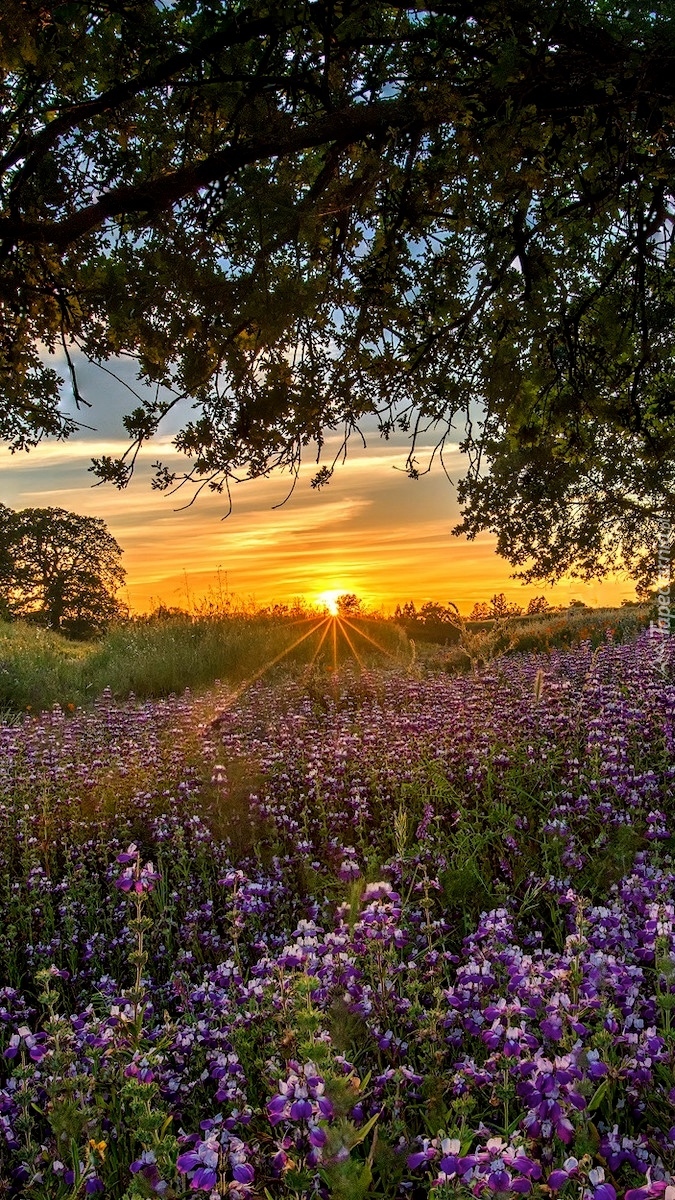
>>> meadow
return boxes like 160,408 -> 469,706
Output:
0,603 -> 649,716
0,624 -> 674,1199
0,613 -> 409,715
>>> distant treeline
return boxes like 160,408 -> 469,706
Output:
391,593 -> 646,644
392,593 -> 548,642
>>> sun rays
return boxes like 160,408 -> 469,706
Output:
208,609 -> 405,721
225,617 -> 332,706
339,615 -> 402,662
305,611 -> 404,675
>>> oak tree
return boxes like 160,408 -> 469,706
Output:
2,1 -> 675,585
0,505 -> 126,635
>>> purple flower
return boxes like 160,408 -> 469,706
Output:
489,1169 -> 511,1191
271,1149 -> 288,1174
191,1166 -> 217,1191
3,1034 -> 19,1060
593,1187 -> 617,1200
124,1060 -> 154,1083
176,1136 -> 220,1192
3,1029 -> 48,1062
267,1095 -> 287,1125
130,1150 -> 157,1174
115,859 -> 160,894
232,1163 -> 254,1184
407,1149 -> 435,1170
289,1098 -> 313,1120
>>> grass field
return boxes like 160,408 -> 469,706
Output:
0,612 -> 410,713
0,626 -> 673,1197
417,604 -> 651,673
0,603 -> 650,715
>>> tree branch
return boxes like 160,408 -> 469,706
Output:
0,11 -> 280,176
0,96 -> 418,249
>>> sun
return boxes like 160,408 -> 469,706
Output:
315,589 -> 342,616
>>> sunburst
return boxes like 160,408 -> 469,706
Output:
315,589 -> 342,616
208,598 -> 403,723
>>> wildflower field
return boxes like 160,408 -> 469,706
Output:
1,631 -> 675,1199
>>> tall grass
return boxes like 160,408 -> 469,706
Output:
504,602 -> 649,653
0,602 -> 647,712
0,621 -> 92,714
0,614 -> 411,712
416,603 -> 650,672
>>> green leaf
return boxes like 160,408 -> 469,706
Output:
347,1109 -> 380,1148
588,1079 -> 609,1113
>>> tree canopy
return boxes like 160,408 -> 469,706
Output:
0,505 -> 125,635
468,592 -> 534,621
2,1 -> 675,585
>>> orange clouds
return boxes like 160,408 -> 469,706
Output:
0,436 -> 635,614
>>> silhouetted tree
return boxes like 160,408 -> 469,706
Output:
488,594 -> 523,620
336,594 -> 363,617
527,596 -> 552,615
394,601 -> 418,621
419,601 -> 458,625
393,598 -> 461,644
468,595 -> 524,621
0,506 -> 125,636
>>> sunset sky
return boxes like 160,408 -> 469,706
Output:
0,351 -> 636,615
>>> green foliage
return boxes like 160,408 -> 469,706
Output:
0,618 -> 93,712
1,3 -> 675,583
0,504 -> 125,636
16,905 -> 179,1198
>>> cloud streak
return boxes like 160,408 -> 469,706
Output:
0,434 -> 633,613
